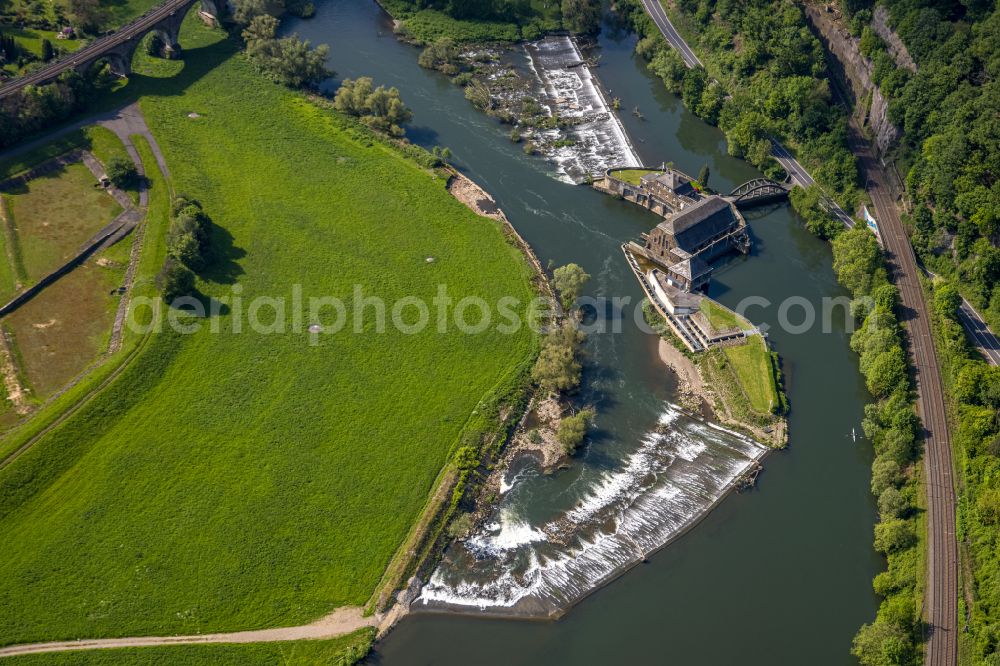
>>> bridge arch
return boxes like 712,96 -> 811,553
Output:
728,178 -> 790,207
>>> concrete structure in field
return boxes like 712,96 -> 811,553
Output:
0,0 -> 220,97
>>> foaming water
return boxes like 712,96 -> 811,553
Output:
525,35 -> 641,184
417,404 -> 768,616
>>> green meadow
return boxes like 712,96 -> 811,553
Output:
0,17 -> 537,647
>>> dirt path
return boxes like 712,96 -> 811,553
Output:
0,607 -> 380,658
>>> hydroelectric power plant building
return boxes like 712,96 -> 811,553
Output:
601,167 -> 750,293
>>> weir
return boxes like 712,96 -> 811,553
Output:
417,406 -> 768,616
524,35 -> 641,184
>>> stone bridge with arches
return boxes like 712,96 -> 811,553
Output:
0,0 -> 221,98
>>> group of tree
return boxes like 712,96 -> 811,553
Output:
843,0 -> 1000,339
384,0 -> 600,37
930,279 -> 1000,660
619,0 -> 861,206
333,77 -> 413,137
231,0 -> 314,24
531,263 -> 594,455
156,196 -> 211,303
0,70 -> 97,149
828,227 -> 920,666
789,185 -> 843,240
240,15 -> 330,89
560,0 -> 601,34
417,37 -> 462,74
531,319 -> 585,394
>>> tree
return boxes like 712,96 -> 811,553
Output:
862,347 -> 907,398
242,14 -> 279,45
789,185 -> 842,239
561,0 -> 601,35
557,408 -> 594,454
852,620 -> 913,666
878,487 -> 908,519
532,321 -> 585,393
40,39 -> 54,63
156,257 -> 195,304
871,454 -> 902,496
232,0 -> 284,25
873,519 -> 916,553
67,0 -> 107,32
833,226 -> 884,297
697,164 -> 710,188
552,263 -> 590,310
105,157 -> 138,189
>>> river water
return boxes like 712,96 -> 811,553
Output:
289,3 -> 881,662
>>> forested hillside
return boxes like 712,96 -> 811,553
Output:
845,0 -> 1000,332
617,0 -> 862,220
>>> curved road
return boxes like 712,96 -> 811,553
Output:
0,0 -> 197,99
640,0 -> 702,68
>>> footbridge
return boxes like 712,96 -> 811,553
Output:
0,0 -> 220,98
725,178 -> 791,209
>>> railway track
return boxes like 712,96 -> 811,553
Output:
850,129 -> 958,665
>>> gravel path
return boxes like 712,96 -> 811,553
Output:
0,607 -> 378,658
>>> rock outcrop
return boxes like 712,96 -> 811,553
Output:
805,4 -> 900,157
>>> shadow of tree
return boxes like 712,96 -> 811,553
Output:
199,219 -> 245,285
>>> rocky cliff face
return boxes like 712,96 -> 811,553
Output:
805,4 -> 900,157
872,5 -> 917,73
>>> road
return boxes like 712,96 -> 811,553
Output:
849,127 -> 958,666
640,0 -> 702,68
768,137 -> 856,228
958,299 -> 1000,365
639,1 -> 962,662
0,0 -> 195,99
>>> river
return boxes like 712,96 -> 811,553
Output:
288,2 -> 880,662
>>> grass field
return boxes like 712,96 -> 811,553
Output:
0,16 -> 537,647
4,161 -> 121,283
700,297 -> 746,332
4,628 -> 374,665
609,168 -> 657,185
4,257 -> 122,398
721,336 -> 778,414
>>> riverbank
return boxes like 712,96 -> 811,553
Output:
656,328 -> 786,448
